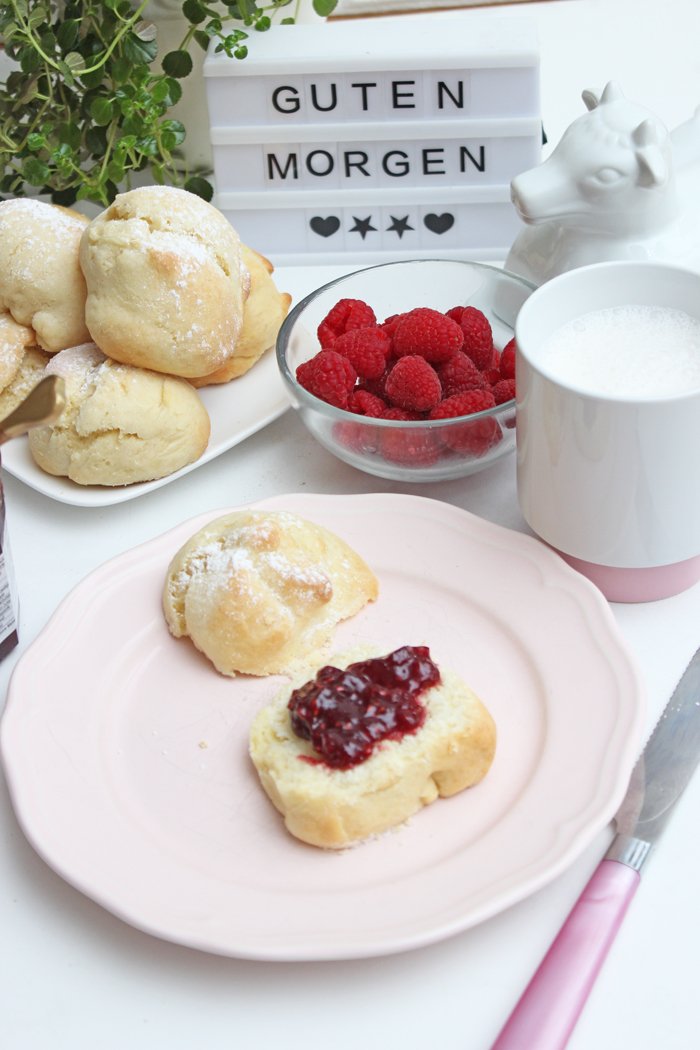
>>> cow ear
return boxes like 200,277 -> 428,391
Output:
600,81 -> 624,104
582,89 -> 599,111
632,117 -> 663,147
636,147 -> 668,186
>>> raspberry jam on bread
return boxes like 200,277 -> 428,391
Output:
288,645 -> 440,769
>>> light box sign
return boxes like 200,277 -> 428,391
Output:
203,18 -> 541,264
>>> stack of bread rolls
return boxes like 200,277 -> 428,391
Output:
0,188 -> 290,487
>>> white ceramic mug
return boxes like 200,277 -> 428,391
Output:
515,260 -> 700,602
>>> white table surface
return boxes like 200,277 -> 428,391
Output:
2,1 -> 700,1047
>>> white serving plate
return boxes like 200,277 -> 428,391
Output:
0,266 -> 350,507
0,492 -> 645,960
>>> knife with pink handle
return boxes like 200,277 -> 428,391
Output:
492,644 -> 700,1050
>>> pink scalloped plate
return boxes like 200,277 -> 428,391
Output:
0,493 -> 645,960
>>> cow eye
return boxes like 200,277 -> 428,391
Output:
594,167 -> 623,184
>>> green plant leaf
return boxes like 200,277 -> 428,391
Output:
63,51 -> 87,76
58,122 -> 82,149
162,49 -> 193,78
111,57 -> 133,85
107,160 -> 125,183
164,77 -> 183,105
123,33 -> 158,64
90,96 -> 115,126
81,67 -> 107,91
150,80 -> 169,103
27,5 -> 49,30
160,118 -> 186,145
38,30 -> 57,53
136,135 -> 159,157
184,176 -> 214,202
134,20 -> 157,43
52,187 -> 79,206
86,126 -> 108,155
0,21 -> 19,44
236,5 -> 253,25
183,0 -> 207,25
23,156 -> 51,185
26,132 -> 45,152
115,134 -> 138,153
313,0 -> 337,14
56,60 -> 76,87
56,18 -> 80,51
20,47 -> 42,73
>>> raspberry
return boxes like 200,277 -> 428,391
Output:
429,389 -> 496,420
429,388 -> 502,456
428,386 -> 503,451
492,378 -> 516,405
296,350 -> 357,409
500,338 -> 516,379
359,368 -> 391,399
348,389 -> 387,417
392,308 -> 464,364
481,367 -> 502,386
381,427 -> 440,467
459,306 -> 495,370
381,406 -> 422,421
381,313 -> 406,340
384,356 -> 442,413
437,351 -> 488,398
444,416 -> 502,456
317,298 -> 376,348
333,420 -> 379,455
333,326 -> 390,380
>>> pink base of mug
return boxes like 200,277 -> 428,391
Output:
553,549 -> 700,603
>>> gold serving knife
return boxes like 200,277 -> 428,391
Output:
0,375 -> 66,444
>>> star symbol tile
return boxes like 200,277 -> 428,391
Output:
386,215 -> 414,239
349,215 -> 377,239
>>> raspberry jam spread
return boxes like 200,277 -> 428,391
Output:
288,645 -> 440,769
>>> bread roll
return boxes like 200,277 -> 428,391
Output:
0,311 -> 37,392
249,647 -> 497,849
0,345 -> 51,421
28,343 -> 210,486
79,186 -> 250,378
0,199 -> 90,351
190,246 -> 291,386
163,510 -> 379,676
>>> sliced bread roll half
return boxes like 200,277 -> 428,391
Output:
163,511 -> 379,677
249,646 -> 496,849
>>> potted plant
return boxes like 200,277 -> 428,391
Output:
0,0 -> 336,208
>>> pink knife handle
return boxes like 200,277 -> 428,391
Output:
491,859 -> 640,1050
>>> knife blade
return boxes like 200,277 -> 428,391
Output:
491,644 -> 700,1050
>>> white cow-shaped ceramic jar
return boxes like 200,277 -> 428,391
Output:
505,81 -> 700,285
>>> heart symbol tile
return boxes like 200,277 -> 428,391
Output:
424,213 -> 455,235
310,215 -> 341,238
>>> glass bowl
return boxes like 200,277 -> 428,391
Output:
276,259 -> 535,482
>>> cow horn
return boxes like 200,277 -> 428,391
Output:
601,81 -> 625,103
